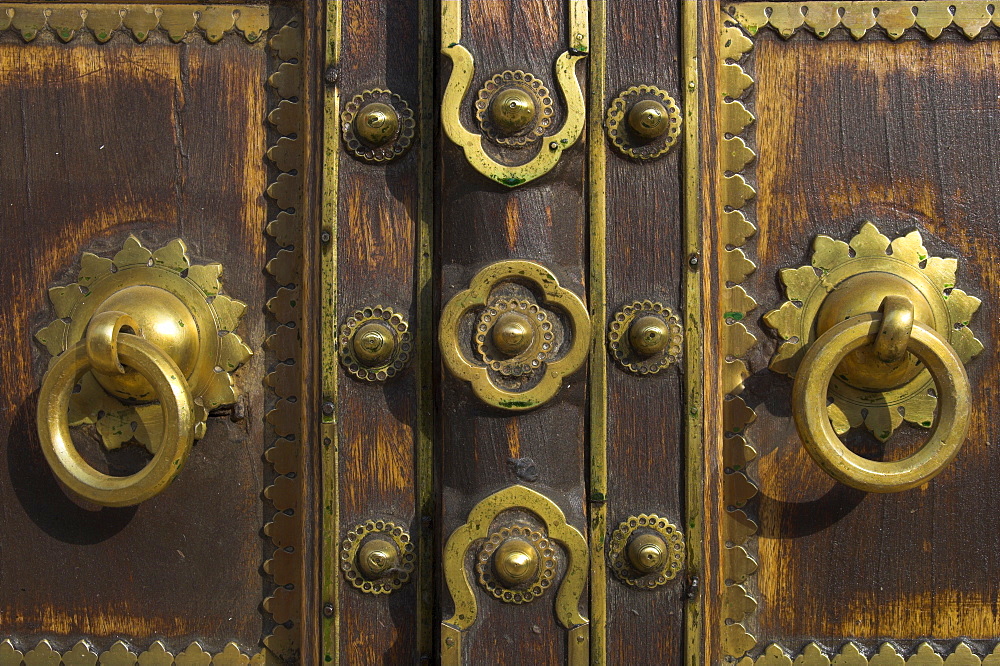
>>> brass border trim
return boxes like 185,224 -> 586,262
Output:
0,639 -> 264,665
0,4 -> 269,44
741,642 -> 1000,665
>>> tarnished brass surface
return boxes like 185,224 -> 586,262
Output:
491,311 -> 535,356
475,72 -> 553,146
440,0 -> 588,187
439,261 -> 591,410
793,315 -> 971,493
441,485 -> 588,666
351,321 -> 396,367
873,294 -> 915,365
490,88 -> 536,135
605,85 -> 682,160
339,306 -> 412,382
764,223 -> 982,441
608,514 -> 685,589
607,301 -> 683,375
738,641 -> 1000,665
3,639 -> 263,666
340,520 -> 415,595
476,527 -> 556,603
341,89 -> 415,163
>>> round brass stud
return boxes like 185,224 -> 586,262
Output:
357,538 -> 399,580
340,519 -> 415,594
608,514 -> 685,589
341,89 -> 415,163
627,99 -> 670,140
475,71 -> 553,147
339,306 -> 412,382
608,301 -> 683,375
492,311 -> 535,357
475,299 -> 554,378
490,88 -> 536,135
354,102 -> 399,148
606,85 -> 682,160
476,525 -> 556,604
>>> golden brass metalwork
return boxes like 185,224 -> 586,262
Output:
341,89 -> 415,163
440,0 -> 588,187
475,71 -> 553,147
339,306 -> 413,382
0,4 -> 269,43
439,261 -> 591,410
340,520 -> 415,595
476,526 -> 556,604
34,237 -> 251,506
608,514 -> 685,589
605,85 -> 682,160
739,642 -> 1000,665
4,639 -> 260,666
608,301 -> 683,375
491,311 -> 535,357
442,485 -> 589,666
764,223 -> 982,441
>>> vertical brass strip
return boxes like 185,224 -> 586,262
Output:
587,1 -> 608,664
682,1 -> 705,665
415,0 -> 436,659
320,1 -> 341,665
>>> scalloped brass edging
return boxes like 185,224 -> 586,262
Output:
261,17 -> 305,662
441,485 -> 589,666
719,13 -> 760,661
438,260 -> 592,411
0,4 -> 269,44
0,639 -> 264,665
739,642 -> 1000,665
728,1 -> 1000,41
439,0 -> 588,188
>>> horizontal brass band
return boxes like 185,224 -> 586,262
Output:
0,639 -> 266,665
742,642 -> 1000,665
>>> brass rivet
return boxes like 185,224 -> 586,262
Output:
355,102 -> 399,147
352,321 -> 396,367
489,88 -> 536,135
357,538 -> 398,579
628,315 -> 670,357
493,538 -> 540,587
627,533 -> 668,574
492,311 -> 534,356
627,99 -> 669,140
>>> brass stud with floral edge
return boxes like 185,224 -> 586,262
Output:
605,85 -> 682,160
608,301 -> 683,375
340,519 -> 415,594
475,70 -> 554,147
476,525 -> 557,604
341,89 -> 415,163
608,514 -> 685,589
339,306 -> 412,382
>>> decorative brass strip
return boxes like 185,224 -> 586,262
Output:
718,7 -> 760,660
728,1 -> 1000,41
587,1 -> 608,661
0,639 -> 264,665
0,4 -> 268,44
740,642 -> 1000,665
262,16 -> 305,663
320,2 -> 341,665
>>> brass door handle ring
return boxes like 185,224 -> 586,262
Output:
792,311 -> 971,493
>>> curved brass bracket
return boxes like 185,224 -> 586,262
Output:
441,485 -> 589,666
440,0 -> 588,188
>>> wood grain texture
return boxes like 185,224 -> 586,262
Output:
602,1 -> 688,663
438,1 -> 587,663
0,32 -> 269,651
740,32 -> 1000,651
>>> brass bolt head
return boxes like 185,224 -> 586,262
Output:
355,102 -> 399,147
493,538 -> 540,587
492,312 -> 534,356
627,99 -> 669,140
352,321 -> 396,367
628,315 -> 671,357
357,538 -> 398,579
627,533 -> 668,574
489,88 -> 536,135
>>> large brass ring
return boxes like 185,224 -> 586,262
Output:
37,334 -> 196,507
793,314 -> 971,493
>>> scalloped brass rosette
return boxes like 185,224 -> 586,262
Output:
340,519 -> 415,595
608,301 -> 683,375
339,306 -> 412,382
439,260 -> 591,411
341,88 -> 416,163
764,222 -> 982,442
35,236 -> 251,454
608,514 -> 685,589
605,85 -> 682,160
475,70 -> 554,147
476,525 -> 557,604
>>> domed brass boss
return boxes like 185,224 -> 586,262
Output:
352,321 -> 396,367
627,99 -> 669,140
489,88 -> 536,135
355,102 -> 399,148
628,315 -> 671,357
357,538 -> 399,579
626,533 -> 668,574
492,311 -> 534,356
493,538 -> 540,587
